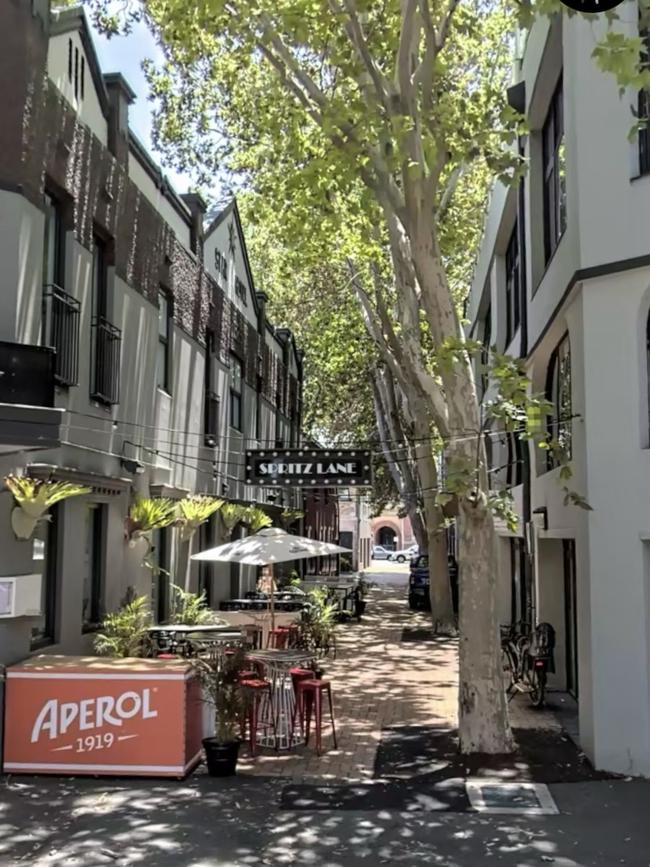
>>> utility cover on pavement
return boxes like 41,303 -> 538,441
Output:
465,780 -> 559,815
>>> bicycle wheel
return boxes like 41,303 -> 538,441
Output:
528,665 -> 546,708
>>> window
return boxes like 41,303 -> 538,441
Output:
31,505 -> 59,649
68,39 -> 73,82
480,303 -> 491,396
235,277 -> 247,304
507,432 -> 523,487
82,504 -> 105,631
74,46 -> 80,100
546,333 -> 572,469
198,519 -> 214,606
80,55 -> 85,100
543,78 -> 566,263
215,250 -> 228,283
255,374 -> 262,441
505,223 -> 521,345
157,291 -> 172,392
92,233 -> 108,319
43,192 -> 65,287
229,354 -> 243,431
204,330 -> 220,446
639,30 -> 650,174
151,528 -> 169,624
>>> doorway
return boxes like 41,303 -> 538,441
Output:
563,539 -> 579,698
377,526 -> 398,551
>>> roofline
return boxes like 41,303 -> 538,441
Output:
128,133 -> 192,227
206,196 -> 305,377
50,5 -> 110,118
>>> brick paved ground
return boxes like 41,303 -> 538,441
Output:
238,578 -> 559,783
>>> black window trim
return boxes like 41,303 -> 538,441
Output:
545,331 -> 572,471
157,289 -> 173,394
82,503 -> 106,633
229,352 -> 243,432
30,503 -> 60,651
542,76 -> 567,265
505,221 -> 521,347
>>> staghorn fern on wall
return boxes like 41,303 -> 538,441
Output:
4,475 -> 91,540
177,495 -> 224,542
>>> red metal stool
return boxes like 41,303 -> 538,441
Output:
239,678 -> 277,756
292,679 -> 337,755
266,628 -> 288,649
288,668 -> 315,747
156,653 -> 177,659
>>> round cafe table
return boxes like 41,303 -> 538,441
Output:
246,649 -> 316,750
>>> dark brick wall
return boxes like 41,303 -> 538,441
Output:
0,0 -> 300,402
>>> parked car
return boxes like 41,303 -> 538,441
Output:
408,554 -> 459,613
372,545 -> 392,560
389,545 -> 419,563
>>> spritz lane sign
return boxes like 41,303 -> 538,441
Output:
245,449 -> 373,487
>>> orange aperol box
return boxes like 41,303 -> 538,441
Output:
3,656 -> 204,777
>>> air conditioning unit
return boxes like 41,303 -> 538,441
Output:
0,574 -> 42,619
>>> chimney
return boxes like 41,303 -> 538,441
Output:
181,192 -> 207,256
256,291 -> 268,335
104,73 -> 135,167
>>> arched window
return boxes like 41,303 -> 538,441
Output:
545,333 -> 572,469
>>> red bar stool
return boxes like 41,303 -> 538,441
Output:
266,628 -> 288,649
292,679 -> 338,756
288,668 -> 315,747
156,653 -> 177,659
239,678 -> 277,756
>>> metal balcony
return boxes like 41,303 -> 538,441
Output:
91,317 -> 122,405
43,284 -> 80,387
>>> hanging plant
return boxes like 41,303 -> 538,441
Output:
220,502 -> 249,537
280,508 -> 305,530
4,475 -> 91,540
177,495 -> 224,542
242,505 -> 273,533
125,496 -> 178,546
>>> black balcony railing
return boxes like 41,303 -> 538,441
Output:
0,341 -> 55,406
43,284 -> 80,387
91,317 -> 122,405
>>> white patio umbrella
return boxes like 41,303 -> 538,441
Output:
191,526 -> 351,631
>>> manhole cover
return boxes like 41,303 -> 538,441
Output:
465,780 -> 559,815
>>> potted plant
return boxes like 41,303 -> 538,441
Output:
194,648 -> 247,777
94,591 -> 153,658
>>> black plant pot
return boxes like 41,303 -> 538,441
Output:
355,600 -> 367,620
203,738 -> 240,777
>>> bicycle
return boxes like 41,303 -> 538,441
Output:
500,621 -> 551,708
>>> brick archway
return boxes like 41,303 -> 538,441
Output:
373,520 -> 401,551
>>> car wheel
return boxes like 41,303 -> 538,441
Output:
396,555 -> 406,563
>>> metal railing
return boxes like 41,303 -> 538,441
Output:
91,316 -> 122,405
43,284 -> 80,387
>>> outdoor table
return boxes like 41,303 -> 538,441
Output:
147,624 -> 244,657
246,648 -> 316,750
2,655 -> 203,778
217,610 -> 301,647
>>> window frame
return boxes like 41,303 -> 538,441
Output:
545,332 -> 572,470
204,330 -> 220,446
43,191 -> 66,288
82,503 -> 106,632
30,504 -> 60,650
229,353 -> 243,432
157,289 -> 173,393
92,232 -> 108,320
505,222 -> 521,346
255,373 -> 263,441
542,77 -> 567,264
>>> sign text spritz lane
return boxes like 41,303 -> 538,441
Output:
245,449 -> 373,488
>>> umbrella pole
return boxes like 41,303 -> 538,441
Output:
269,564 -> 276,634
